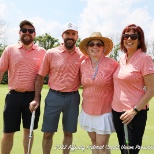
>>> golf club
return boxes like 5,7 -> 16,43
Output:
27,110 -> 35,154
124,124 -> 130,154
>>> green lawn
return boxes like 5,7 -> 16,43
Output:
0,85 -> 154,154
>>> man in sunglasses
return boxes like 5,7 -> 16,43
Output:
29,22 -> 86,154
0,20 -> 46,154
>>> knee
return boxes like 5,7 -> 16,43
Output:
43,133 -> 54,139
91,138 -> 96,144
89,136 -> 96,145
64,132 -> 72,139
2,133 -> 14,140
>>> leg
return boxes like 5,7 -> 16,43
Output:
1,133 -> 14,154
1,92 -> 21,154
23,128 -> 34,154
63,131 -> 73,154
62,92 -> 80,154
112,110 -> 124,154
96,134 -> 111,154
128,110 -> 147,154
42,132 -> 54,154
88,132 -> 98,154
22,92 -> 40,154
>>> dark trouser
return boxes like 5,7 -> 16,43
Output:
3,90 -> 40,132
112,109 -> 147,154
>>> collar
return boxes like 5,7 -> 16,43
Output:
58,43 -> 77,53
17,41 -> 36,50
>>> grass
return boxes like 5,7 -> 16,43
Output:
0,85 -> 154,153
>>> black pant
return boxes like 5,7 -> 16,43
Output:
112,109 -> 147,154
4,90 -> 40,132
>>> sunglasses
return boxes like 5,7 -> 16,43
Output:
123,34 -> 139,40
88,42 -> 104,48
20,28 -> 35,34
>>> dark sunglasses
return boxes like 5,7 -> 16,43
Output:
20,28 -> 35,34
88,42 -> 104,48
123,34 -> 139,40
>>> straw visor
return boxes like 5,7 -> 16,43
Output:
79,32 -> 113,56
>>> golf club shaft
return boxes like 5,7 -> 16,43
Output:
27,110 -> 35,154
124,124 -> 130,154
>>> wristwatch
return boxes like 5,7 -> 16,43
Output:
133,106 -> 140,114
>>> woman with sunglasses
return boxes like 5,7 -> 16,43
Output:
112,24 -> 154,154
79,32 -> 119,154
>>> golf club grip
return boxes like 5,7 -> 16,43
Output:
29,111 -> 35,137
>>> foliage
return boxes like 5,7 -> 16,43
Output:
0,44 -> 8,84
1,71 -> 8,84
34,33 -> 60,84
109,43 -> 120,61
76,38 -> 81,47
0,19 -> 8,36
34,33 -> 59,50
0,44 -> 5,56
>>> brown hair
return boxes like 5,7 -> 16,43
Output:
120,24 -> 146,53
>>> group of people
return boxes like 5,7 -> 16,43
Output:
0,20 -> 154,154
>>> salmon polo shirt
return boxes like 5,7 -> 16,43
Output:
112,49 -> 154,112
0,42 -> 46,92
80,56 -> 119,115
38,44 -> 85,92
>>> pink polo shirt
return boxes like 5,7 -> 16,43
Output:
38,44 -> 86,92
112,49 -> 154,112
80,56 -> 119,115
0,42 -> 46,92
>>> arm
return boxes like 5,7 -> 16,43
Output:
0,71 -> 5,83
121,73 -> 154,124
29,74 -> 44,112
135,74 -> 154,109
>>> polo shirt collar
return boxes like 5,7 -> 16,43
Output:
17,41 -> 36,50
58,43 -> 76,53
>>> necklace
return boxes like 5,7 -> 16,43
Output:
91,58 -> 99,69
90,56 -> 103,80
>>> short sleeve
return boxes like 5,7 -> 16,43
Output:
141,55 -> 154,76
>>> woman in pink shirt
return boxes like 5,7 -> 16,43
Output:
112,24 -> 154,154
79,32 -> 119,154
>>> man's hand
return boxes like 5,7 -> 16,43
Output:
29,100 -> 39,112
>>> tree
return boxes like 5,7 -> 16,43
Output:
0,20 -> 8,84
146,40 -> 154,60
34,33 -> 59,50
109,43 -> 120,61
108,33 -> 121,61
34,33 -> 60,84
0,19 -> 8,36
76,38 -> 81,47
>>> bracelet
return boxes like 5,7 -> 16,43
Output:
133,106 -> 140,114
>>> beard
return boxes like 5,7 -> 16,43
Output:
64,38 -> 76,50
20,34 -> 34,45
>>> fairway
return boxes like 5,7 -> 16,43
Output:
0,85 -> 154,154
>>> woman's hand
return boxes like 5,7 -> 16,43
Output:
120,109 -> 137,124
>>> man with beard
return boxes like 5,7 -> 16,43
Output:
29,22 -> 86,154
0,20 -> 46,154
